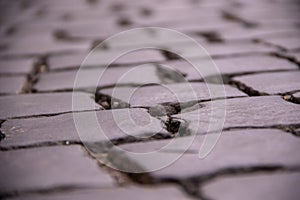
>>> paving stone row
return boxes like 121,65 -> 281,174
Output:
2,96 -> 299,150
174,96 -> 300,133
0,34 -> 91,57
260,37 -> 300,51
233,71 -> 300,95
161,54 -> 298,81
0,0 -> 300,199
99,82 -> 246,107
34,64 -> 184,92
113,129 -> 300,179
0,92 -> 101,119
0,108 -> 166,149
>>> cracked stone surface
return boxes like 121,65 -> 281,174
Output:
0,92 -> 101,119
34,64 -> 183,92
0,145 -> 114,194
100,82 -> 246,107
1,0 -> 300,199
174,96 -> 300,134
233,71 -> 300,94
115,129 -> 300,179
202,172 -> 300,200
0,108 -> 166,149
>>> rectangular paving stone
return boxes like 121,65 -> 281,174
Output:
100,27 -> 196,49
213,55 -> 298,73
164,54 -> 298,80
7,185 -> 194,200
0,145 -> 114,194
34,64 -> 183,92
261,37 -> 300,50
215,24 -> 300,41
0,76 -> 26,94
175,96 -> 300,134
162,41 -> 276,59
0,92 -> 101,119
233,6 -> 299,24
202,172 -> 300,200
100,82 -> 246,107
0,108 -> 166,149
154,16 -> 234,34
201,42 -> 277,57
131,6 -> 221,26
113,129 -> 300,179
0,35 -> 90,56
48,49 -> 165,71
233,71 -> 300,94
0,58 -> 35,75
52,21 -> 128,40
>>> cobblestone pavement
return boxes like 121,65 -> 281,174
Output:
0,0 -> 300,199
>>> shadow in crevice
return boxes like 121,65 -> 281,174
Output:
95,92 -> 130,110
0,120 -> 5,142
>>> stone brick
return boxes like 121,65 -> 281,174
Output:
130,6 -> 221,26
114,129 -> 300,179
51,22 -> 128,40
0,58 -> 35,75
233,71 -> 300,94
0,35 -> 90,56
175,96 -> 300,134
48,49 -> 165,71
202,172 -> 300,200
162,42 -> 276,59
0,108 -> 166,149
159,19 -> 234,34
34,64 -> 183,92
0,92 -> 101,119
99,82 -> 246,107
164,55 -> 298,80
100,27 -> 204,49
0,145 -> 114,194
0,76 -> 26,94
217,24 -> 300,41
